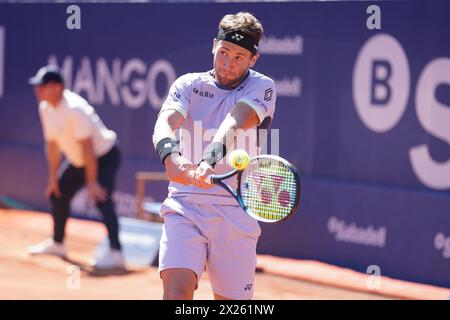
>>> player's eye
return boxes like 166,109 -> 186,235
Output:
221,50 -> 228,56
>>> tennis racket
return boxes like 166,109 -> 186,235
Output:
206,155 -> 301,223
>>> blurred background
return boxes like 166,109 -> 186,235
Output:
0,0 -> 449,292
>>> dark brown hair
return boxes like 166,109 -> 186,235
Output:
219,12 -> 264,45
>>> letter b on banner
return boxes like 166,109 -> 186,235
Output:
353,33 -> 410,132
371,60 -> 391,105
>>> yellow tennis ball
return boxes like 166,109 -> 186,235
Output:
228,149 -> 250,170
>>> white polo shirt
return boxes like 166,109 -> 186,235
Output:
39,89 -> 117,167
160,69 -> 277,205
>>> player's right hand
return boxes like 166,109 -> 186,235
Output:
45,179 -> 61,198
164,154 -> 195,185
87,181 -> 108,203
192,161 -> 215,189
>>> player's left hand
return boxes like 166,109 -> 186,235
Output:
192,161 -> 215,189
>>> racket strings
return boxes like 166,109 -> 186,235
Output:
241,158 -> 298,222
245,169 -> 295,220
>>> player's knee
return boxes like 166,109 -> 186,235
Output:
161,269 -> 197,300
163,282 -> 196,300
163,288 -> 194,300
214,292 -> 233,300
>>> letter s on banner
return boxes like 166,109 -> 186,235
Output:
410,58 -> 450,190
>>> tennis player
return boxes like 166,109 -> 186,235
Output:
153,12 -> 277,299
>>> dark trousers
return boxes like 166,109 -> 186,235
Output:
50,144 -> 122,250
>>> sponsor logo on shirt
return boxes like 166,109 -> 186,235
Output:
253,97 -> 268,112
264,88 -> 273,102
172,91 -> 181,101
193,87 -> 214,99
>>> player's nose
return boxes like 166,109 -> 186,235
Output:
222,56 -> 232,69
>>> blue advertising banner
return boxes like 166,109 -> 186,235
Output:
0,2 -> 449,288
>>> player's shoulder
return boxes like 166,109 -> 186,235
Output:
63,89 -> 93,114
63,89 -> 89,106
247,69 -> 275,86
174,71 -> 211,86
244,70 -> 276,96
38,101 -> 49,113
63,89 -> 91,109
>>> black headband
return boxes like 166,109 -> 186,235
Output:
216,29 -> 258,55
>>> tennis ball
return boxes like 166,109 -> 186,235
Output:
228,149 -> 250,170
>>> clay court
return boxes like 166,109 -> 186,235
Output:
1,209 -> 449,300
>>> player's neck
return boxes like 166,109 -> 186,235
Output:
47,96 -> 63,108
213,70 -> 249,90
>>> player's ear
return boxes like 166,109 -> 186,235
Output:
212,39 -> 217,55
249,52 -> 259,68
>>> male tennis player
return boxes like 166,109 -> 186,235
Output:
28,65 -> 124,270
153,12 -> 276,299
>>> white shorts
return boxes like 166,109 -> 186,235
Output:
158,197 -> 261,300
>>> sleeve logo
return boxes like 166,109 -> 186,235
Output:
264,88 -> 273,101
172,91 -> 181,101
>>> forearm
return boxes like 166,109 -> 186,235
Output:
153,122 -> 176,153
79,138 -> 98,185
152,110 -> 195,184
201,103 -> 259,168
46,142 -> 61,181
82,147 -> 98,184
212,115 -> 238,148
212,102 -> 259,149
153,110 -> 186,168
152,110 -> 182,149
78,138 -> 109,202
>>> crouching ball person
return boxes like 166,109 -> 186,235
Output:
153,12 -> 277,299
28,65 -> 124,270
